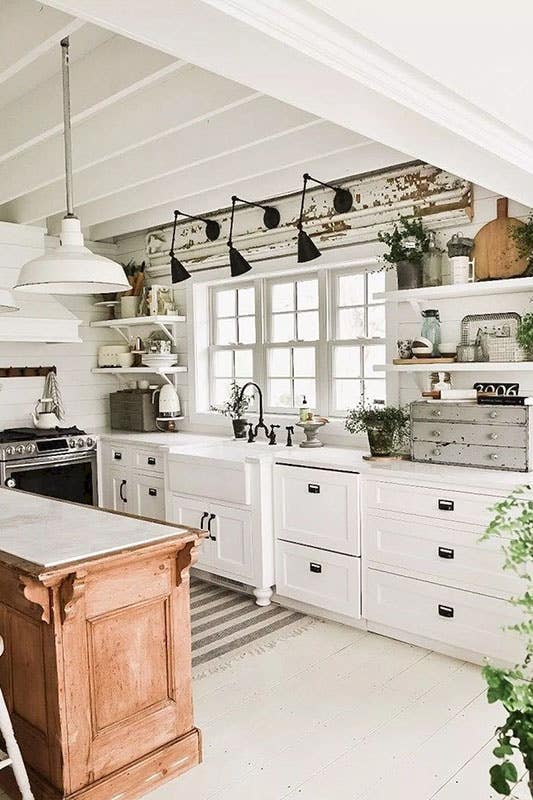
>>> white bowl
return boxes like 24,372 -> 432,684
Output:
117,352 -> 135,368
439,342 -> 457,355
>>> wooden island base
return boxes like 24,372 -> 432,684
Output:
0,530 -> 203,800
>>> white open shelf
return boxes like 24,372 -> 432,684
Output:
92,367 -> 187,375
377,362 -> 533,373
91,315 -> 186,328
375,276 -> 533,304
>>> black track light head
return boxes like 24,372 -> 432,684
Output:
170,254 -> 191,283
297,228 -> 321,263
229,246 -> 252,277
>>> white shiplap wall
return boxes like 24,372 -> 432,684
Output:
113,182 -> 533,429
0,224 -> 117,431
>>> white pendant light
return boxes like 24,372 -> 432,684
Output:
0,289 -> 19,313
15,38 -> 129,295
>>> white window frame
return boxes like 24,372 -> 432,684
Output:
203,263 -> 388,421
328,266 -> 386,417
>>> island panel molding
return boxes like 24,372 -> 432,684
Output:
0,528 -> 202,800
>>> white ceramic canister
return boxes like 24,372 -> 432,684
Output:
449,256 -> 473,284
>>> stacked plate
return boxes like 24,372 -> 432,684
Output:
142,353 -> 177,369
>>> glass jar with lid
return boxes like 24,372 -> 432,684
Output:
421,309 -> 441,356
422,231 -> 442,287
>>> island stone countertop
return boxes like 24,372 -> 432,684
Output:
0,487 -> 192,569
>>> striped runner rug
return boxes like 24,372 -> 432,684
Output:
190,577 -> 316,678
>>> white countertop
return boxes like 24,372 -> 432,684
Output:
0,489 -> 191,569
99,429 -> 529,492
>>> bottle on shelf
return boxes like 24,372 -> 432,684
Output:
423,231 -> 442,288
299,395 -> 311,422
421,309 -> 441,356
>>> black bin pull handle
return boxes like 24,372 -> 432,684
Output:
308,484 -> 320,494
438,604 -> 454,618
199,511 -> 209,530
114,451 -> 122,460
148,488 -> 157,497
147,457 -> 156,465
309,562 -> 322,574
207,513 -> 216,541
119,479 -> 127,503
438,546 -> 454,560
438,499 -> 454,512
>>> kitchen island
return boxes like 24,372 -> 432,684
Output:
0,489 -> 203,800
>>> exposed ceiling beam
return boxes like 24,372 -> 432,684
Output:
2,98 -> 324,224
86,141 -> 405,240
0,64 -> 254,206
41,0 -> 533,206
0,0 -> 83,84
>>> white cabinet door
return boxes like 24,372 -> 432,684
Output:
101,467 -> 130,514
132,475 -> 165,521
275,464 -> 360,555
209,503 -> 253,581
167,493 -> 213,568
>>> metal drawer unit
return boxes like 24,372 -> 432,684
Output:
410,401 -> 533,471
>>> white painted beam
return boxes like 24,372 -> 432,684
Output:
0,65 -> 254,206
40,0 -> 533,206
3,97 -> 323,224
0,34 -> 177,167
0,0 -> 83,83
87,141 -> 406,240
62,123 -> 368,229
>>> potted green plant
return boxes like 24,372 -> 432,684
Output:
510,214 -> 533,274
210,381 -> 251,439
345,402 -> 409,457
516,313 -> 533,360
378,216 -> 433,290
481,487 -> 533,798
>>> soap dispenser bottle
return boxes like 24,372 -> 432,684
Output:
299,395 -> 310,422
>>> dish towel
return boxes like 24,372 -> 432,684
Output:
43,371 -> 65,421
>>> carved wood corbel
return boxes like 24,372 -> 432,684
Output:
176,538 -> 202,587
59,571 -> 87,624
19,576 -> 51,624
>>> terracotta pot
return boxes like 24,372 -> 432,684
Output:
396,260 -> 422,290
232,418 -> 248,439
367,425 -> 394,457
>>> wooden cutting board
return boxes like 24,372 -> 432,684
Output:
473,197 -> 527,280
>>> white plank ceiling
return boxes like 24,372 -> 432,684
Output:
0,0 -> 408,241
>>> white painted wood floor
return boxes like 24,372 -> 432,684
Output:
146,620 -> 529,800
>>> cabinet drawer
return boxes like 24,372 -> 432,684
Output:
133,475 -> 165,521
365,512 -> 524,598
275,465 -> 359,555
134,447 -> 164,475
412,421 -> 527,448
366,481 -> 500,527
411,403 -> 527,425
100,441 -> 132,467
412,441 -> 528,471
365,569 -> 521,663
276,540 -> 361,618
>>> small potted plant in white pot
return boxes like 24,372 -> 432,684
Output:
210,381 -> 251,439
378,216 -> 433,290
345,402 -> 409,458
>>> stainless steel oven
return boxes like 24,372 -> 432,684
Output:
0,430 -> 97,506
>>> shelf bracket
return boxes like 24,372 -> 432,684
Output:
112,326 -> 130,344
408,299 -> 421,316
158,370 -> 179,389
154,322 -> 177,346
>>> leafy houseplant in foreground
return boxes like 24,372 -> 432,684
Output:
481,487 -> 533,797
345,403 -> 409,457
210,381 -> 251,438
377,216 -> 434,290
510,214 -> 533,271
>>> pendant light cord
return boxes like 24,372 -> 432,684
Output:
61,37 -> 75,218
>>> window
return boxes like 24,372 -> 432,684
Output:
210,285 -> 256,405
330,269 -> 386,413
207,266 -> 387,416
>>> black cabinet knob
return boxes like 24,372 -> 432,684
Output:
438,546 -> 454,559
148,488 -> 157,497
147,457 -> 156,465
438,604 -> 454,618
308,484 -> 320,494
309,562 -> 322,574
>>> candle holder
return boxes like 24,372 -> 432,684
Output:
296,420 -> 326,448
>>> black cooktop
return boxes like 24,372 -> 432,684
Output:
0,427 -> 86,443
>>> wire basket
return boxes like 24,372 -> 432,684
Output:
479,332 -> 528,362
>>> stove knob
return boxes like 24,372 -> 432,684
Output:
5,478 -> 16,489
15,445 -> 24,455
5,446 -> 13,456
77,438 -> 85,448
25,443 -> 35,454
69,439 -> 76,449
86,437 -> 94,448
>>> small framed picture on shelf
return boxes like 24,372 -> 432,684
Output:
138,285 -> 176,317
